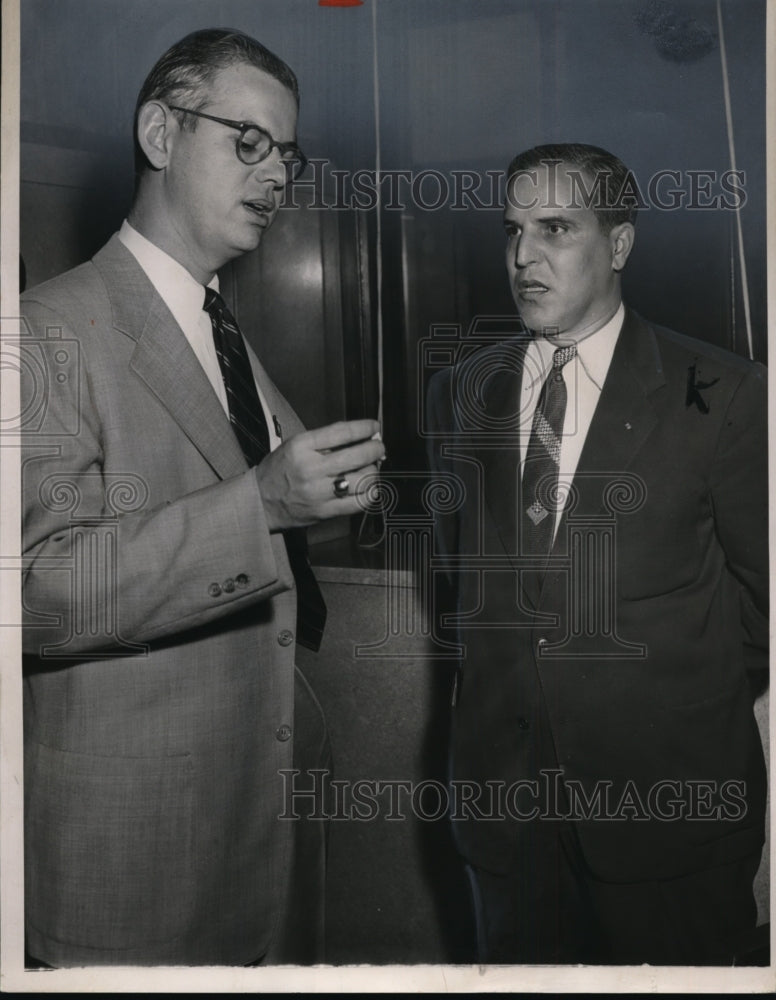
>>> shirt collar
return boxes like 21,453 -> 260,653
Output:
118,219 -> 219,320
523,302 -> 625,392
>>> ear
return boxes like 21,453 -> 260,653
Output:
610,222 -> 635,273
136,101 -> 177,170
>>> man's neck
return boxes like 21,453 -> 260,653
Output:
128,190 -> 216,286
533,299 -> 623,347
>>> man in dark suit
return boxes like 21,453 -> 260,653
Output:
426,143 -> 767,965
21,28 -> 383,967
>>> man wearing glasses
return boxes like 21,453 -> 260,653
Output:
21,28 -> 383,967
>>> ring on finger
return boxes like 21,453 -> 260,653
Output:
333,475 -> 350,498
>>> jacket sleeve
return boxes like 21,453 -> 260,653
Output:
20,298 -> 295,658
709,361 -> 769,666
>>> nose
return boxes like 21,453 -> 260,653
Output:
513,229 -> 537,269
254,148 -> 288,189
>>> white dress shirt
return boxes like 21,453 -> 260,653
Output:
118,220 -> 281,450
519,303 -> 624,538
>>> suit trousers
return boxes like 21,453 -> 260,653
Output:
467,824 -> 761,965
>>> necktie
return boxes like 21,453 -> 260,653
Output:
204,288 -> 327,651
521,344 -> 577,567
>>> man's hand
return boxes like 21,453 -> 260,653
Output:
255,419 -> 385,531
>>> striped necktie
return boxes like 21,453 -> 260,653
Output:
205,288 -> 270,464
204,288 -> 326,651
521,344 -> 577,564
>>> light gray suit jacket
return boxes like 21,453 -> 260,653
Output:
21,235 -> 325,966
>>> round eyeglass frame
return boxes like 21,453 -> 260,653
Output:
168,105 -> 308,181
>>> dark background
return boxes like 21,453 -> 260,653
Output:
19,0 -> 768,965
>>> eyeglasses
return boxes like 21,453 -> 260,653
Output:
168,105 -> 308,182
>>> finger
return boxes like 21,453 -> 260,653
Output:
323,467 -> 381,508
326,497 -> 364,519
320,439 -> 385,474
307,419 -> 381,452
334,472 -> 381,507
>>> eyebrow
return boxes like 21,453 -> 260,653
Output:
222,114 -> 266,131
204,106 -> 275,132
503,214 -> 580,229
534,214 -> 579,227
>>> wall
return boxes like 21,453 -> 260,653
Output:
21,2 -> 767,471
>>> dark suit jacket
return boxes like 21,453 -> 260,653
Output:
21,235 -> 327,966
426,308 -> 767,883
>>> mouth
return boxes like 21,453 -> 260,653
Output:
516,280 -> 549,301
243,200 -> 274,225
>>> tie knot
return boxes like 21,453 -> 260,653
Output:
203,287 -> 225,317
552,344 -> 577,370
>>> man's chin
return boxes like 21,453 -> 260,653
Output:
516,306 -> 558,338
232,228 -> 266,255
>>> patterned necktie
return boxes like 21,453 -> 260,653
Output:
204,288 -> 270,464
204,288 -> 326,652
521,344 -> 577,563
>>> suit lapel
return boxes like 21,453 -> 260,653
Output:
475,310 -> 666,606
244,340 -> 305,444
93,236 -> 249,480
549,308 -> 666,560
478,337 -> 530,562
130,297 -> 249,478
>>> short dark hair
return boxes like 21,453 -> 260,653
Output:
133,27 -> 299,176
506,143 -> 639,231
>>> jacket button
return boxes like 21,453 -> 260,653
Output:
208,582 -> 222,597
537,637 -> 547,654
236,573 -> 249,588
517,716 -> 530,730
277,629 -> 294,647
276,724 -> 292,742
222,578 -> 235,593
